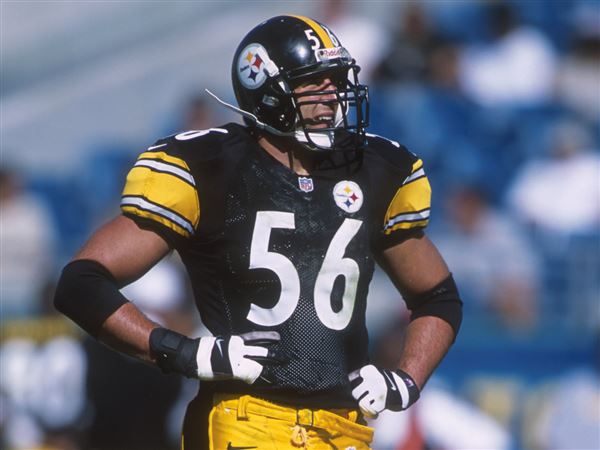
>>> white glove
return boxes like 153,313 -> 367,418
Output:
150,328 -> 281,385
196,331 -> 281,384
348,365 -> 420,418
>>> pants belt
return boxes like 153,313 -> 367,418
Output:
214,394 -> 373,442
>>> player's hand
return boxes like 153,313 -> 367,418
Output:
348,365 -> 420,418
196,331 -> 281,384
150,328 -> 281,385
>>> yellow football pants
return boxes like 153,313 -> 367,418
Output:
183,393 -> 374,450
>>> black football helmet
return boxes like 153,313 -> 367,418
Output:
228,15 -> 369,152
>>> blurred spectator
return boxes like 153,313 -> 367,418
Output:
0,167 -> 56,318
0,318 -> 86,450
427,39 -> 461,91
529,334 -> 600,449
179,93 -> 218,132
459,2 -> 557,107
423,0 -> 488,43
373,4 -> 442,84
556,4 -> 600,125
423,39 -> 491,192
432,184 -> 541,331
370,3 -> 566,203
506,118 -> 600,236
368,32 -> 488,196
317,0 -> 389,82
161,91 -> 222,137
80,143 -> 137,227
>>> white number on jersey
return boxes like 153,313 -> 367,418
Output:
247,211 -> 362,330
175,128 -> 228,141
247,211 -> 300,326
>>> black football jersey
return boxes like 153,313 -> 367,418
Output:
121,123 -> 431,407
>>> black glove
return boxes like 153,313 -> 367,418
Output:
150,328 -> 281,384
348,365 -> 420,418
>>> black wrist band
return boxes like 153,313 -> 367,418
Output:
395,369 -> 421,408
149,328 -> 199,378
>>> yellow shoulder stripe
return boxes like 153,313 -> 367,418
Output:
138,151 -> 189,171
121,205 -> 191,238
384,219 -> 430,235
412,159 -> 423,172
290,15 -> 335,48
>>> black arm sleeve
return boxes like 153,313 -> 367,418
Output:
403,274 -> 463,339
54,259 -> 129,337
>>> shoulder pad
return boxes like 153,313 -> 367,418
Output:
155,127 -> 229,159
365,133 -> 418,171
366,133 -> 419,174
364,133 -> 431,243
154,123 -> 251,162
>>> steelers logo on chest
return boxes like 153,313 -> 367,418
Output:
333,180 -> 364,214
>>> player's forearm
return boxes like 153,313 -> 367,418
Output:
349,315 -> 451,417
397,315 -> 455,389
99,302 -> 159,362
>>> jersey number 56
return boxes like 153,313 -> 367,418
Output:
248,211 -> 361,331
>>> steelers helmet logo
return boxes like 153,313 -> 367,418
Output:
333,181 -> 363,213
237,43 -> 271,89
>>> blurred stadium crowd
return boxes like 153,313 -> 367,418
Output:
1,1 -> 599,449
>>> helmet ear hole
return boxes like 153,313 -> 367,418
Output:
262,95 -> 279,107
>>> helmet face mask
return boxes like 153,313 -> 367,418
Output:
231,15 -> 370,152
290,65 -> 369,151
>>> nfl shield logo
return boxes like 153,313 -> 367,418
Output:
298,177 -> 314,192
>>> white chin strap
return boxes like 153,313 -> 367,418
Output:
294,129 -> 334,149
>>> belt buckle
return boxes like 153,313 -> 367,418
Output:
296,408 -> 314,427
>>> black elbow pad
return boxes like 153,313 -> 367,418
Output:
404,274 -> 463,339
54,259 -> 129,337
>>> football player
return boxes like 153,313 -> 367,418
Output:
55,15 -> 462,449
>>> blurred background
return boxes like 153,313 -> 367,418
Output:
1,1 -> 599,449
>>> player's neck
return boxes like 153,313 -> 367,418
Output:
257,135 -> 316,176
